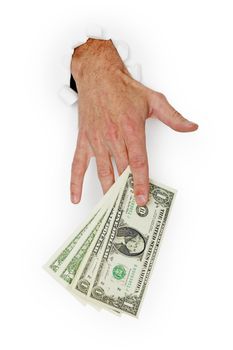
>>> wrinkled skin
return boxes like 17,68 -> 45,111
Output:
70,38 -> 198,205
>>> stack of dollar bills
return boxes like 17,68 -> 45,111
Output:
44,166 -> 176,317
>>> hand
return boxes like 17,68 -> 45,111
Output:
70,38 -> 198,205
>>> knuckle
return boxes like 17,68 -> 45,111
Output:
116,163 -> 127,175
157,92 -> 166,101
77,130 -> 87,147
130,154 -> 147,169
153,92 -> 167,111
88,130 -> 100,146
71,156 -> 78,167
122,115 -> 136,135
171,109 -> 179,118
119,159 -> 128,170
134,183 -> 147,195
70,181 -> 79,190
71,160 -> 84,177
71,158 -> 78,171
72,168 -> 83,178
92,133 -> 100,145
171,109 -> 184,122
104,123 -> 118,141
97,166 -> 113,179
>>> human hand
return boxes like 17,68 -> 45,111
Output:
70,38 -> 198,206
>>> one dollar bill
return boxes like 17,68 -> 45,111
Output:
45,167 -> 176,317
78,173 -> 176,317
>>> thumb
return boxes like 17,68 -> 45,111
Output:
147,91 -> 198,132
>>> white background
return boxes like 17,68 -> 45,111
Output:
0,0 -> 232,349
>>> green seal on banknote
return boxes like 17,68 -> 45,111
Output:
112,265 -> 126,280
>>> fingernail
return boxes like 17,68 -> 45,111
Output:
71,194 -> 79,204
186,120 -> 198,127
136,194 -> 147,206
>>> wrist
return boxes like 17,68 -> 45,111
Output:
71,38 -> 129,88
59,25 -> 143,105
